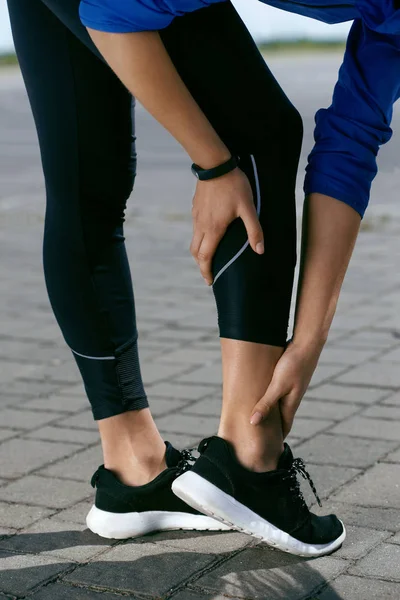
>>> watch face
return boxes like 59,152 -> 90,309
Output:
191,166 -> 200,179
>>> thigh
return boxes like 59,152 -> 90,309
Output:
7,0 -> 136,206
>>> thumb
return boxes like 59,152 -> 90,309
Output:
241,205 -> 264,255
250,380 -> 281,426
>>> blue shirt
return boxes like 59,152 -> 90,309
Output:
79,0 -> 400,217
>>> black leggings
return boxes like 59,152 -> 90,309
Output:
7,0 -> 302,420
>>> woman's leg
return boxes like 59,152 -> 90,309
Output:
7,0 -> 166,484
161,2 -> 301,472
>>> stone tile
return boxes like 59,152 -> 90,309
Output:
378,346 -> 400,362
319,346 -> 377,366
0,502 -> 53,530
195,546 -> 347,599
1,380 -> 62,398
182,397 -> 222,417
382,391 -> 400,406
148,382 -> 214,400
39,445 -> 102,482
175,365 -> 222,386
0,429 -> 18,443
330,416 -> 400,441
56,384 -> 84,397
334,464 -> 400,508
147,529 -> 250,553
335,330 -> 398,349
56,500 -> 93,525
361,405 -> 400,420
295,434 -> 397,468
0,476 -> 90,509
0,551 -> 71,597
141,361 -> 189,385
0,518 -> 111,562
296,400 -> 358,422
301,464 -> 360,504
143,396 -> 192,416
172,591 -> 221,600
335,362 -> 400,388
0,361 -> 42,383
317,575 -> 400,599
336,525 -> 389,559
0,408 -> 58,430
389,532 -> 400,544
159,348 -> 221,365
31,583 -> 130,600
383,447 -> 400,463
65,542 -> 215,596
306,384 -> 386,405
23,394 -> 87,413
157,413 -> 219,437
320,501 -> 400,532
290,418 -> 334,439
309,365 -> 346,388
25,426 -> 99,445
349,543 -> 400,580
0,438 -> 78,479
56,411 -> 97,431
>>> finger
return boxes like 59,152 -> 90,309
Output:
241,204 -> 264,255
197,233 -> 223,285
190,231 -> 204,264
250,379 -> 283,425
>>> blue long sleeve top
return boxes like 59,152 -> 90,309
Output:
79,0 -> 400,217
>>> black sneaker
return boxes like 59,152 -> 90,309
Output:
86,441 -> 231,539
172,436 -> 345,557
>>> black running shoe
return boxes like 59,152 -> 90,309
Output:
86,441 -> 230,539
172,436 -> 345,557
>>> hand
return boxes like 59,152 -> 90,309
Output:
250,341 -> 323,438
190,167 -> 264,285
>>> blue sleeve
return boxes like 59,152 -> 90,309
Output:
304,19 -> 400,217
79,0 -> 225,33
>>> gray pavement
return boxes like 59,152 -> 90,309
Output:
0,52 -> 400,599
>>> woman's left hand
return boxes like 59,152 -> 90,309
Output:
250,340 -> 323,438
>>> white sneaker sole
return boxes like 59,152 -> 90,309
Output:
172,471 -> 346,557
86,505 -> 231,539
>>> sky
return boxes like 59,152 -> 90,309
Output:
0,0 -> 351,52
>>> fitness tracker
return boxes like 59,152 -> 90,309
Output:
191,155 -> 239,181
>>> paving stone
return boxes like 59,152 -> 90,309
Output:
334,464 -> 400,508
378,346 -> 400,362
56,384 -> 84,397
317,575 -> 400,599
296,400 -> 358,421
295,434 -> 397,468
55,500 -> 93,525
383,447 -> 400,463
157,413 -> 219,436
0,550 -> 71,597
320,501 -> 400,532
306,384 -> 387,405
25,426 -> 99,445
147,529 -> 250,553
159,348 -> 221,365
0,361 -> 42,384
301,464 -> 360,504
195,546 -> 347,599
182,396 -> 222,416
39,445 -> 102,482
172,591 -> 222,600
335,330 -> 398,349
0,476 -> 90,509
335,362 -> 400,388
30,583 -> 132,599
319,347 -> 378,366
0,429 -> 18,443
330,416 -> 400,441
0,408 -> 58,430
175,365 -> 222,385
309,365 -> 347,388
349,543 -> 400,580
148,382 -> 215,400
0,518 -> 111,562
335,525 -> 390,559
23,394 -> 87,413
151,328 -> 208,342
65,542 -> 215,596
382,391 -> 400,406
361,404 -> 400,419
290,418 -> 334,439
56,411 -> 97,431
0,438 -> 79,478
1,380 -> 62,398
158,432 -> 204,449
0,502 -> 53,530
144,396 -> 192,416
141,361 -> 189,385
389,532 -> 400,544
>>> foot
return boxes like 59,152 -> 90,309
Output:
172,435 -> 345,557
86,441 -> 231,539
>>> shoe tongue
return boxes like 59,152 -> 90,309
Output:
164,441 -> 181,468
277,443 -> 294,470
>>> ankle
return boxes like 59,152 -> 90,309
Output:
105,443 -> 168,486
218,430 -> 283,473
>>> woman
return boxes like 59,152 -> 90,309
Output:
9,0 -> 396,557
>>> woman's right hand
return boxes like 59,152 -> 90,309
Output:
191,167 -> 264,285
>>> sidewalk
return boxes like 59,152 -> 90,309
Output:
0,56 -> 399,599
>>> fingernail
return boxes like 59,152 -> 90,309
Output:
203,278 -> 211,286
250,411 -> 263,425
256,242 -> 264,255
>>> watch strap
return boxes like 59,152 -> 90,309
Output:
191,155 -> 238,181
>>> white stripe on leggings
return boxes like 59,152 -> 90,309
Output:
71,348 -> 115,361
212,154 -> 261,286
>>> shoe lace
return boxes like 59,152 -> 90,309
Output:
283,457 -> 322,508
176,447 -> 197,475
